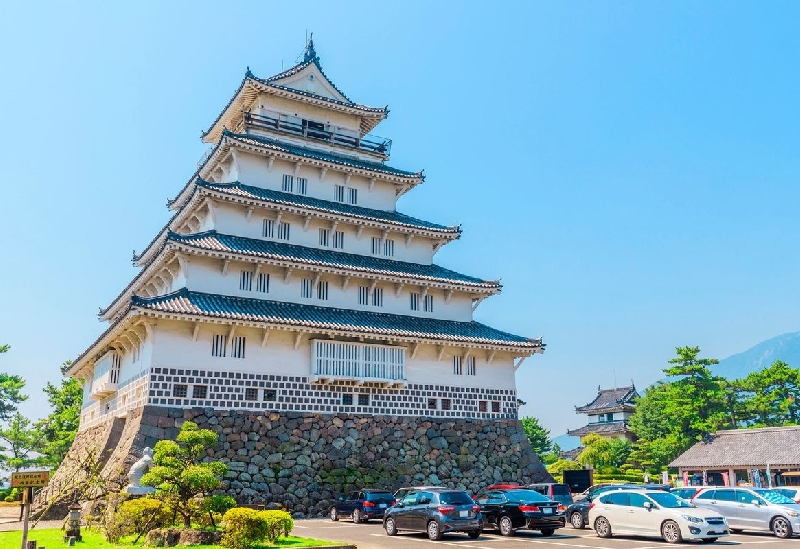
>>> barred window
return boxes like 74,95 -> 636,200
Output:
334,185 -> 345,203
282,174 -> 294,192
358,286 -> 369,305
256,272 -> 269,293
332,231 -> 345,249
348,187 -> 358,204
192,385 -> 207,399
424,295 -> 434,312
239,270 -> 253,291
479,400 -> 488,413
358,394 -> 369,406
319,228 -> 330,247
453,356 -> 463,375
263,219 -> 275,238
317,280 -> 329,300
245,388 -> 258,401
231,336 -> 246,359
383,239 -> 394,257
301,279 -> 313,298
427,398 -> 438,410
371,237 -> 381,255
212,334 -> 227,357
492,401 -> 501,413
441,399 -> 452,411
466,356 -> 476,376
264,389 -> 277,402
173,384 -> 187,398
296,177 -> 307,195
277,222 -> 290,241
410,293 -> 419,311
371,287 -> 383,307
342,394 -> 353,405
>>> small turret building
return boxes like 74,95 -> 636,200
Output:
567,384 -> 638,443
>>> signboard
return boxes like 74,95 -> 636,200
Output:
11,471 -> 49,488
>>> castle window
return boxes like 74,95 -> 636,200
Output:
383,239 -> 394,257
358,394 -> 369,406
173,384 -> 187,398
466,356 -> 476,376
282,174 -> 294,193
358,286 -> 369,305
427,398 -> 438,410
245,388 -> 258,401
410,293 -> 419,311
301,279 -> 313,298
491,401 -> 501,413
239,270 -> 253,291
192,385 -> 207,399
479,400 -> 488,412
319,228 -> 329,247
264,389 -> 277,402
342,394 -> 353,406
297,177 -> 307,195
423,295 -> 434,312
231,336 -> 246,359
371,287 -> 383,307
332,231 -> 344,249
334,185 -> 345,203
256,273 -> 269,293
441,399 -> 452,411
316,280 -> 329,300
263,219 -> 275,238
277,222 -> 290,241
453,356 -> 462,375
212,335 -> 227,357
348,187 -> 358,205
372,237 -> 381,255
372,237 -> 394,257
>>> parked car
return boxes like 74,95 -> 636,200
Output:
567,483 -> 670,529
383,488 -> 483,540
528,482 -> 574,507
589,489 -> 729,544
775,487 -> 800,504
671,487 -> 702,501
393,486 -> 441,503
475,487 -> 565,536
330,489 -> 395,523
692,487 -> 800,538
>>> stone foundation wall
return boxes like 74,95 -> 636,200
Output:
44,405 -> 552,518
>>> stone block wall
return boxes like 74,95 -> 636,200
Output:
43,405 -> 553,518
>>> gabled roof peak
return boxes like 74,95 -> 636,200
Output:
304,33 -> 319,64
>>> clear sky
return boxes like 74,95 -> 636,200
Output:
1,1 -> 799,438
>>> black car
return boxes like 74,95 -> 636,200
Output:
330,489 -> 395,523
475,487 -> 564,536
383,488 -> 483,540
567,483 -> 671,529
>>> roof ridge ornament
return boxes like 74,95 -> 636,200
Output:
304,33 -> 319,64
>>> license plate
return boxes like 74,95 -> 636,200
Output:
543,508 -> 553,514
460,510 -> 469,517
378,504 -> 386,508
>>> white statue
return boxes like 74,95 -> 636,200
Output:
125,447 -> 156,495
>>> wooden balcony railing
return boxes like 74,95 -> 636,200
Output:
312,340 -> 405,386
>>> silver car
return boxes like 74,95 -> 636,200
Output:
692,487 -> 800,538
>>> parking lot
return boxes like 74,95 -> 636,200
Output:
294,519 -> 800,549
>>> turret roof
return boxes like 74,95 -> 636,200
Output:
575,385 -> 639,413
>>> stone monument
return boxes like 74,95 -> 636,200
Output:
125,447 -> 155,495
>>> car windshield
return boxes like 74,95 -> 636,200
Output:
366,492 -> 393,501
755,490 -> 798,505
438,491 -> 474,505
506,489 -> 551,503
648,492 -> 693,508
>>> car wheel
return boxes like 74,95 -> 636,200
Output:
773,516 -> 793,539
701,537 -> 718,544
499,515 -> 515,537
661,520 -> 683,544
385,517 -> 398,536
427,520 -> 443,541
352,509 -> 362,523
541,528 -> 555,537
570,511 -> 585,529
594,516 -> 612,538
467,530 -> 481,539
329,507 -> 338,521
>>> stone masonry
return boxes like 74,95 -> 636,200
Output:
38,405 -> 552,518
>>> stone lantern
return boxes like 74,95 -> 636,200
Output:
63,501 -> 82,543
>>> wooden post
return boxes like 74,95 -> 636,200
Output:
21,487 -> 32,549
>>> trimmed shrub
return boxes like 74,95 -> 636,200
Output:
259,509 -> 294,544
197,494 -> 237,529
105,497 -> 172,542
221,507 -> 269,549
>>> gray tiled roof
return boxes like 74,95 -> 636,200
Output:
670,426 -> 800,468
224,130 -> 419,177
198,180 -> 455,233
567,422 -> 630,437
132,289 -> 541,349
169,231 -> 492,287
575,385 -> 638,413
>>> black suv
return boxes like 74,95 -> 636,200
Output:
475,487 -> 564,536
383,488 -> 483,540
330,489 -> 395,523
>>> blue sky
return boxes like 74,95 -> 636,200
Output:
1,1 -> 799,437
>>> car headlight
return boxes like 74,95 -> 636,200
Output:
680,515 -> 704,523
786,511 -> 798,518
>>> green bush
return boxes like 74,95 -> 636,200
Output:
197,495 -> 237,529
3,488 -> 20,502
105,497 -> 172,542
259,509 -> 294,544
221,507 -> 269,549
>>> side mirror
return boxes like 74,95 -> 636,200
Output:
643,502 -> 652,510
395,502 -> 404,508
751,499 -> 760,506
338,496 -> 345,501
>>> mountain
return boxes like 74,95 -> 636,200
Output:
713,332 -> 800,380
552,433 -> 581,451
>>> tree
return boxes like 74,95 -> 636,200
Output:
141,421 -> 228,528
608,438 -> 633,468
0,373 -> 27,422
577,434 -> 614,468
36,368 -> 82,467
0,412 -> 43,471
734,360 -> 800,427
0,345 -> 8,354
546,459 -> 583,475
520,417 -> 552,456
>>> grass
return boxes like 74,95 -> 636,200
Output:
0,529 -> 341,549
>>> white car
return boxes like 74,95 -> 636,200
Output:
588,489 -> 729,544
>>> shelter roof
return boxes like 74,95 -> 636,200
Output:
567,422 -> 631,437
669,426 -> 800,468
575,385 -> 639,413
132,288 -> 542,350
